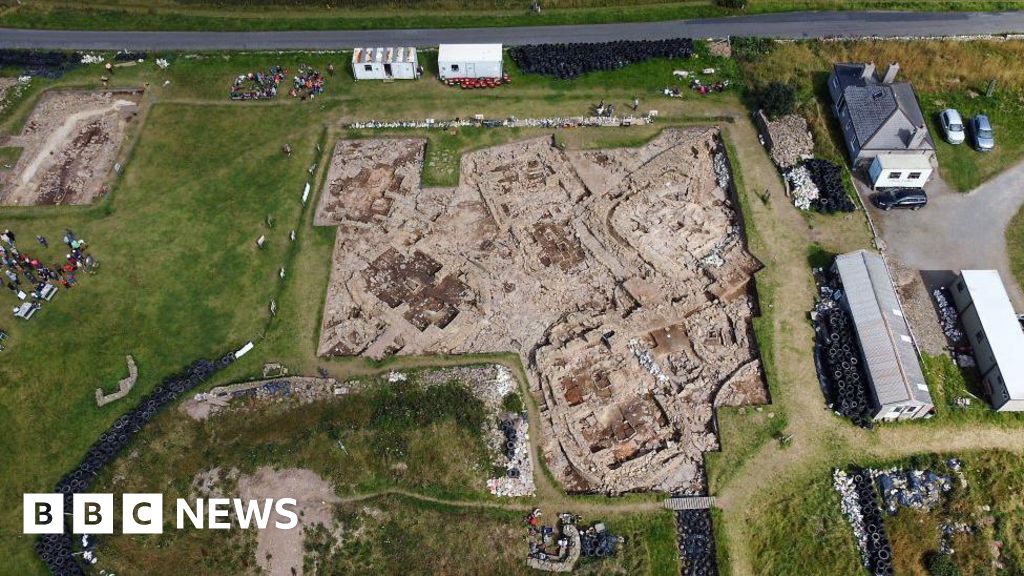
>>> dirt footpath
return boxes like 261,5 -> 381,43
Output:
237,467 -> 341,576
315,130 -> 767,495
0,89 -> 141,205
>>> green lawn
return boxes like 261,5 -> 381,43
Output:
0,1 -> 1021,31
0,102 -> 319,572
750,451 -> 1024,576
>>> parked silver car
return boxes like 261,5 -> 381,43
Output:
939,109 -> 965,144
972,114 -> 995,152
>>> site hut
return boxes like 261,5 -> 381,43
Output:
828,62 -> 936,186
833,250 -> 935,420
352,47 -> 420,81
437,44 -> 503,80
868,153 -> 933,189
949,270 -> 1024,411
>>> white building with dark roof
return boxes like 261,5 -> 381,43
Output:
949,270 -> 1024,412
828,62 -> 936,186
834,250 -> 934,420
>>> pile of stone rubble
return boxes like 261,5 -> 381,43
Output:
759,111 -> 814,169
347,113 -> 655,131
785,165 -> 819,211
932,288 -> 964,344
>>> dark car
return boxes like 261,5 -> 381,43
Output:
872,188 -> 928,211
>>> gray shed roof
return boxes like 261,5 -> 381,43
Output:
831,63 -> 935,152
835,250 -> 932,407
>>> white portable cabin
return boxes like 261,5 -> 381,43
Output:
437,44 -> 503,80
949,270 -> 1024,412
868,153 -> 933,188
352,47 -> 419,81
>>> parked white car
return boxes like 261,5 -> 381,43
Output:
939,108 -> 966,144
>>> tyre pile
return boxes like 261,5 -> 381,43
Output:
817,304 -> 874,428
0,50 -> 80,79
676,510 -> 718,576
834,468 -> 895,576
803,159 -> 856,213
508,39 -> 694,80
36,351 -> 238,575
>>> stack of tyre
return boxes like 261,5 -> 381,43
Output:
676,510 -> 718,576
820,307 -> 874,427
803,159 -> 856,214
508,39 -> 694,80
851,469 -> 894,576
36,351 -> 238,575
0,50 -> 80,79
114,51 -> 146,62
580,530 -> 618,558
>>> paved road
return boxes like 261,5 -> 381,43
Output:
869,163 -> 1024,310
2,11 -> 1024,50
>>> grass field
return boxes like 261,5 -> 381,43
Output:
750,451 -> 1024,575
1008,204 -> 1024,293
0,1 -> 1022,31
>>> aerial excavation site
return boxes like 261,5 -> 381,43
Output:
4,5 -> 1024,576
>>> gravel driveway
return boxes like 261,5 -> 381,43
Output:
858,159 -> 1024,352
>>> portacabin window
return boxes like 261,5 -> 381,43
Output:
908,172 -> 922,179
889,171 -> 902,178
452,64 -> 460,72
364,64 -> 372,71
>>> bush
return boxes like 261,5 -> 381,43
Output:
716,0 -> 748,8
731,37 -> 776,62
927,552 -> 961,576
758,81 -> 797,119
502,392 -> 524,413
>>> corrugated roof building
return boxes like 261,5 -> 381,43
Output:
949,270 -> 1024,411
834,250 -> 934,420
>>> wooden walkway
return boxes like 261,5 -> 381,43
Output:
663,496 -> 716,510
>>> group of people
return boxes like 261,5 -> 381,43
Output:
1,228 -> 95,318
289,64 -> 326,100
229,65 -> 288,100
229,64 -> 329,101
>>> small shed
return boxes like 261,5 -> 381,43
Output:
949,270 -> 1024,412
437,44 -> 503,80
868,153 -> 933,188
352,47 -> 419,81
833,250 -> 933,420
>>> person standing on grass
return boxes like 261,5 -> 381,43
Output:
36,235 -> 47,248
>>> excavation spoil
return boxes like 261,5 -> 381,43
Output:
316,129 -> 767,494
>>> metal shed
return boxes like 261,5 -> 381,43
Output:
352,47 -> 419,81
949,270 -> 1024,411
834,250 -> 933,420
437,43 -> 503,80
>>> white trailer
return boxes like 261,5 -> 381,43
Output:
437,43 -> 503,80
868,153 -> 933,188
352,47 -> 420,81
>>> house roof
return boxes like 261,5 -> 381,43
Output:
959,270 -> 1024,400
438,44 -> 503,63
832,63 -> 935,152
874,153 -> 933,170
834,250 -> 932,407
352,47 -> 417,65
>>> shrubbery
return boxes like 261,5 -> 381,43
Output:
758,81 -> 797,119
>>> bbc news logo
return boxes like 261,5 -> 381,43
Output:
24,494 -> 299,534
